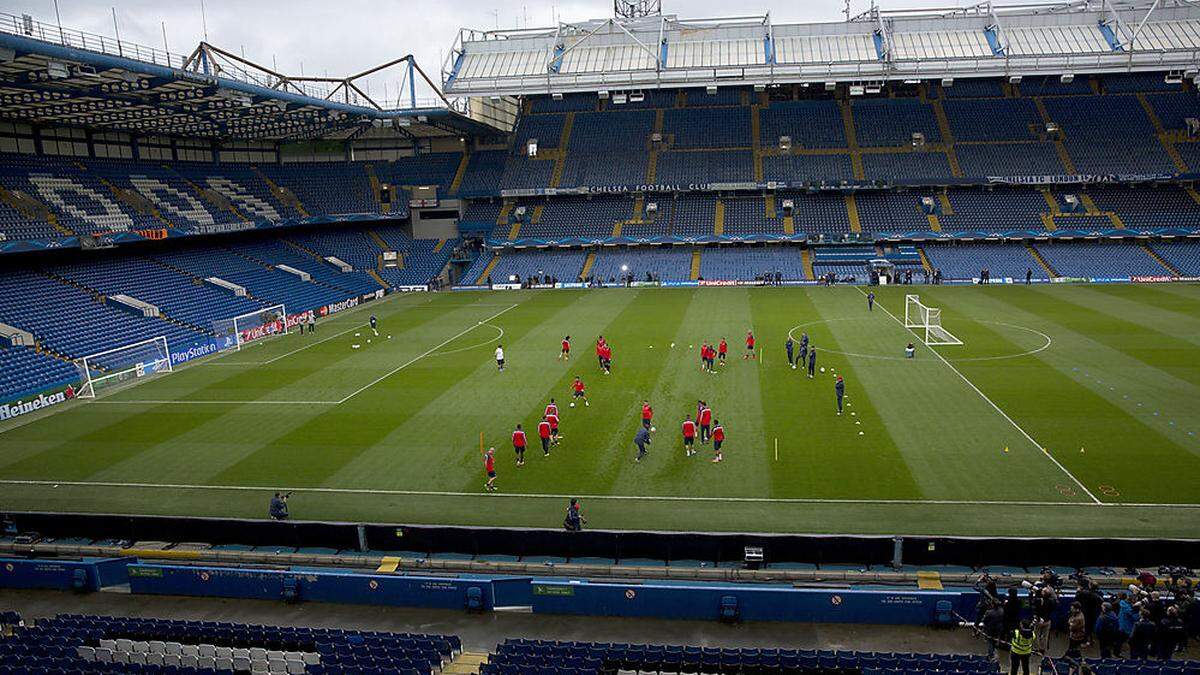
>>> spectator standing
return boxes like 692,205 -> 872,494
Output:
1160,606 -> 1186,660
982,602 -> 1005,662
1095,602 -> 1122,658
1064,601 -> 1086,660
1031,585 -> 1058,654
1002,587 -> 1023,641
1076,578 -> 1102,644
1129,611 -> 1156,659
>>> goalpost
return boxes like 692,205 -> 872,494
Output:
75,336 -> 173,398
212,304 -> 289,352
904,294 -> 963,346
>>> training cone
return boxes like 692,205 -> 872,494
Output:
1003,447 -> 1009,453
1080,447 -> 1085,453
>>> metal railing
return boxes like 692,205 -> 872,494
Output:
0,12 -> 463,114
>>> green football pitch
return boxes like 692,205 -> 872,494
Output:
1,283 -> 1199,538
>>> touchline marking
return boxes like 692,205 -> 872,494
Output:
855,287 -> 1102,504
336,302 -> 520,404
0,479 -> 1194,509
89,399 -> 337,405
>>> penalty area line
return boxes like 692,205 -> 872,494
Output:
854,287 -> 1101,504
0,479 -> 1195,509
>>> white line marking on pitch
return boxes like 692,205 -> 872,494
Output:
0,478 -> 1194,509
88,400 -> 337,405
336,303 -> 520,404
854,287 -> 1101,504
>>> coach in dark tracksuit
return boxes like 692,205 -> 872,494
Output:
807,348 -> 817,379
785,337 -> 794,366
835,375 -> 845,414
634,426 -> 651,462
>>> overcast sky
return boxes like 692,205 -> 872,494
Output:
6,0 -> 959,105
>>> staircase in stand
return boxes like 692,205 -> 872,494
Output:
442,651 -> 489,675
839,100 -> 866,180
1141,242 -> 1181,276
253,167 -> 310,218
844,194 -> 862,233
448,152 -> 471,195
0,186 -> 74,236
476,255 -> 500,285
1026,243 -> 1057,277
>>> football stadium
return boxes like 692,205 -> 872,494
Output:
0,0 -> 1199,673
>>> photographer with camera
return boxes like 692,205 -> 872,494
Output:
1024,581 -> 1058,654
269,491 -> 291,521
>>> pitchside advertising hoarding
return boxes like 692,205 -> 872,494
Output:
0,384 -> 77,421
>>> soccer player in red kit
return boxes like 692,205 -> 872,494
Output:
600,342 -> 612,375
560,335 -> 571,361
511,425 -> 527,466
484,448 -> 497,491
547,410 -> 561,445
711,420 -> 725,463
595,336 -> 606,370
537,416 -> 552,457
744,331 -> 756,359
718,338 -> 728,365
545,398 -> 558,419
571,376 -> 588,407
641,400 -> 654,431
699,403 -> 712,443
682,415 -> 697,457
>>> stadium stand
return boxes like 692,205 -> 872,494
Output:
922,242 -> 1043,279
486,248 -> 588,283
479,639 -> 1200,675
1151,239 -> 1200,274
1034,241 -> 1172,278
589,246 -> 694,282
699,245 -> 806,280
0,613 -> 459,675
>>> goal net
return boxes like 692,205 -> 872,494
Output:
75,336 -> 172,398
212,304 -> 289,351
904,294 -> 963,346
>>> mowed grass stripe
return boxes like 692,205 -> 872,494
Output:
609,288 -> 773,497
752,288 -> 922,500
325,290 -> 641,492
823,288 -> 1075,502
1066,285 -> 1200,349
1017,285 -> 1200,389
920,286 -> 1200,503
0,294 -> 481,481
207,293 -> 558,487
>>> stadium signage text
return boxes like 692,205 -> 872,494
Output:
0,386 -> 75,421
986,173 -> 1174,186
170,340 -> 222,366
319,297 -> 359,317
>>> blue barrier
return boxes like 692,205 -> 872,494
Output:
127,564 -> 505,611
0,557 -> 133,591
528,579 -> 977,624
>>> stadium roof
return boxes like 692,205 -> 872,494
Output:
0,12 -> 501,141
443,0 -> 1200,97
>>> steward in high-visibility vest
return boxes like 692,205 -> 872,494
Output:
1011,625 -> 1035,655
